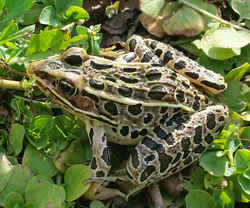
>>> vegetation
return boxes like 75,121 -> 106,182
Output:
0,0 -> 249,207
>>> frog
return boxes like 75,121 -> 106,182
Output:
27,35 -> 229,200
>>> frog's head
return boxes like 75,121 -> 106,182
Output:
27,47 -> 117,126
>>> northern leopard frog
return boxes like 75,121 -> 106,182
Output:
27,35 -> 229,199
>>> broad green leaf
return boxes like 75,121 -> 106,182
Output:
200,151 -> 228,176
8,123 -> 25,156
231,175 -> 250,202
0,20 -> 18,42
231,0 -> 250,20
22,145 -> 57,177
90,200 -> 105,208
25,28 -> 70,56
220,81 -> 246,113
4,192 -> 24,208
1,0 -> 33,24
243,168 -> 250,180
0,165 -> 33,205
181,0 -> 217,24
0,154 -> 13,192
65,6 -> 89,21
239,127 -> 250,148
25,175 -> 65,208
64,164 -> 91,201
238,173 -> 250,195
39,5 -> 60,27
212,181 -> 235,208
55,0 -> 82,14
0,0 -> 5,15
185,189 -> 216,208
225,63 -> 250,82
162,6 -> 204,37
184,167 -> 205,191
54,140 -> 91,172
200,28 -> 250,60
139,0 -> 165,18
235,149 -> 250,173
19,4 -> 43,25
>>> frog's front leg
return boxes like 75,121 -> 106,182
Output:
84,122 -> 125,200
126,105 -> 229,197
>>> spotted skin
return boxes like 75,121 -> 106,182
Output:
27,37 -> 229,199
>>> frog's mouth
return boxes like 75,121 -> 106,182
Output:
27,63 -> 118,127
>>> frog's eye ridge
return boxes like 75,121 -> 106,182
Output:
64,54 -> 82,66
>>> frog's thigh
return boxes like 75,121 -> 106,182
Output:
126,105 -> 228,187
86,123 -> 111,178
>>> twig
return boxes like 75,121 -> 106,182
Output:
0,58 -> 25,76
0,79 -> 24,90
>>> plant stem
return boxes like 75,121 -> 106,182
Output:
0,79 -> 24,90
181,0 -> 250,32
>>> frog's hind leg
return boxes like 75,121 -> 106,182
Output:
142,37 -> 227,94
126,105 -> 229,198
84,122 -> 125,200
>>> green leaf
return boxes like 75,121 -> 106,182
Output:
25,175 -> 65,208
238,173 -> 250,195
200,28 -> 250,60
4,192 -> 24,208
185,189 -> 216,208
0,0 -> 5,15
9,123 -> 25,156
184,167 -> 205,191
55,0 -> 82,14
225,63 -> 250,82
65,6 -> 89,21
39,5 -> 60,27
0,20 -> 18,42
0,154 -> 13,193
22,145 -> 57,177
64,164 -> 91,201
1,0 -> 33,24
162,6 -> 204,37
231,0 -> 250,20
239,127 -> 250,148
139,0 -> 165,18
235,149 -> 250,173
212,181 -> 234,208
220,81 -> 246,112
200,151 -> 228,176
90,200 -> 105,208
0,165 -> 33,205
105,1 -> 119,18
25,28 -> 70,56
231,175 -> 250,202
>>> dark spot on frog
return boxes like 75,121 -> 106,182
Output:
96,170 -> 106,177
131,149 -> 140,169
89,79 -> 105,90
128,104 -> 142,116
205,133 -> 214,144
101,147 -> 111,166
194,125 -> 203,144
174,60 -> 186,70
64,54 -> 82,66
148,85 -> 166,100
193,144 -> 206,153
206,112 -> 216,130
91,157 -> 97,169
163,51 -> 173,64
104,101 -> 118,116
118,86 -> 132,97
120,126 -> 129,136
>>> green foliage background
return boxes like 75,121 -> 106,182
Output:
0,0 -> 250,207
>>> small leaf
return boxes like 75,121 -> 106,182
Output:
200,28 -> 250,60
39,6 -> 60,27
25,175 -> 65,208
238,173 -> 250,195
105,1 -> 119,18
235,149 -> 250,173
0,0 -> 33,24
225,63 -> 250,82
90,200 -> 105,208
64,164 -> 91,201
22,145 -> 57,177
4,192 -> 24,208
200,151 -> 228,176
0,154 -> 13,192
0,0 -> 5,15
9,123 -> 25,156
65,6 -> 89,21
163,6 -> 204,37
139,0 -> 165,18
185,189 -> 216,208
231,0 -> 250,20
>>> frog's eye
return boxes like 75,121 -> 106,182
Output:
64,54 -> 82,66
58,79 -> 79,96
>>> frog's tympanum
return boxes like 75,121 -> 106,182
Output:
27,35 -> 229,199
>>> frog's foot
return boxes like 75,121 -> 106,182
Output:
84,182 -> 126,200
